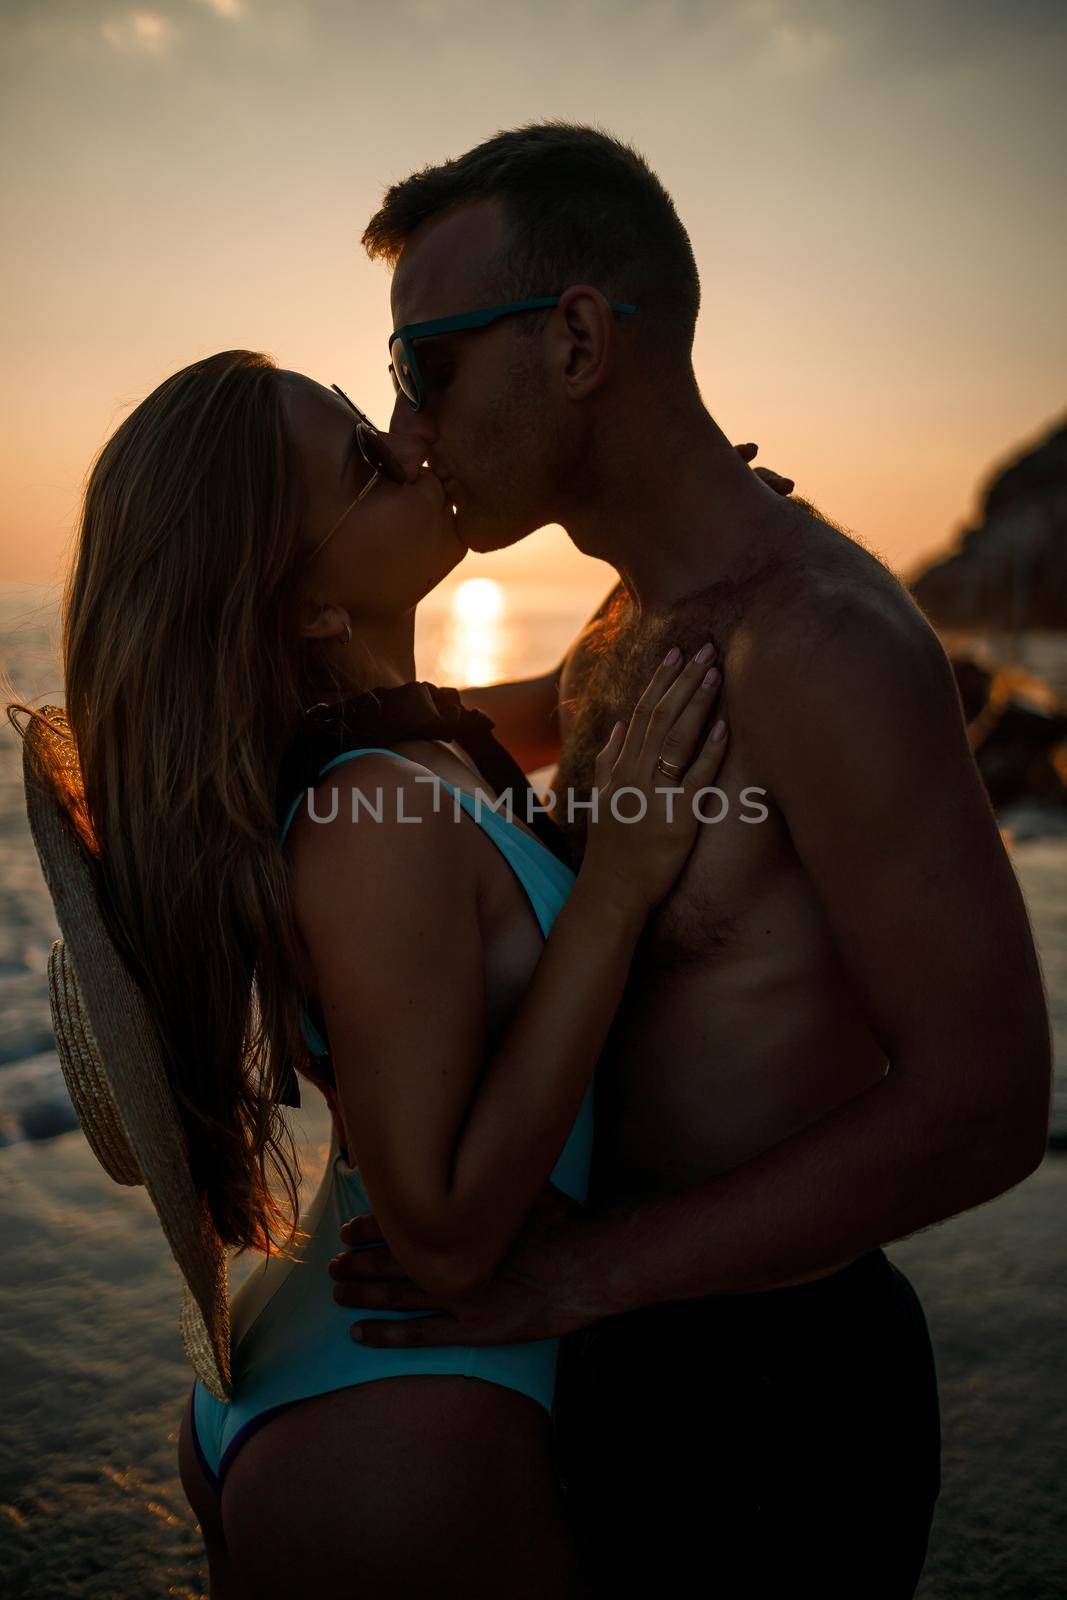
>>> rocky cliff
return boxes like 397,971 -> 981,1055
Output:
910,416 -> 1067,629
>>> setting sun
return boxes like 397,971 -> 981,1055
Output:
452,578 -> 505,626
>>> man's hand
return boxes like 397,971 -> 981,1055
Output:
329,1184 -> 614,1348
734,441 -> 794,496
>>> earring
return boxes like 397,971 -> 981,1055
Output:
340,621 -> 352,647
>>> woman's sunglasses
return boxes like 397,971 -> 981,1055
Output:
306,385 -> 407,560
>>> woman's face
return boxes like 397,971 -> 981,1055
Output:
283,372 -> 466,621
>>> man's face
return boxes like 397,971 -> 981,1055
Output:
387,200 -> 557,553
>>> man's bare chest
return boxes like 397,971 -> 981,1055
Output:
638,735 -> 801,967
557,639 -> 802,967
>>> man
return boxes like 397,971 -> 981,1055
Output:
328,124 -> 1051,1595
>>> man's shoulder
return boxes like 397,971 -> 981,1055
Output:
725,506 -> 964,797
733,501 -> 938,689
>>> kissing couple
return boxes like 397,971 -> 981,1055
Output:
18,121 -> 1049,1599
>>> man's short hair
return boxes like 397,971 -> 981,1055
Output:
362,121 -> 701,357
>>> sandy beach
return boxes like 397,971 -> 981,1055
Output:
0,836 -> 1063,1598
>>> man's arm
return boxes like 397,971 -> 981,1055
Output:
595,586 -> 1052,1310
459,584 -> 624,772
458,670 -> 562,773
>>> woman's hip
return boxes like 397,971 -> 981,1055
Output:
217,1375 -> 588,1598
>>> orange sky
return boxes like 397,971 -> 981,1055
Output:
1,0 -> 1064,615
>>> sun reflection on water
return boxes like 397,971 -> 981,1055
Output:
438,578 -> 506,686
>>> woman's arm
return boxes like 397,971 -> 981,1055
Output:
290,649 -> 728,1299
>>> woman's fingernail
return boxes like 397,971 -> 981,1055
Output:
711,719 -> 727,742
664,646 -> 682,666
695,642 -> 715,664
350,1325 -> 365,1342
703,667 -> 720,688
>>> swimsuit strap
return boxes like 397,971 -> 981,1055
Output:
276,681 -> 571,869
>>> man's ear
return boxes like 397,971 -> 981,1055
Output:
551,286 -> 616,401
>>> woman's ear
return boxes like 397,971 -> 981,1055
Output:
298,599 -> 352,642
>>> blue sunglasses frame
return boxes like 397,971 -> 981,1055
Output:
388,296 -> 638,411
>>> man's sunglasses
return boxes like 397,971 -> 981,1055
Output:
388,297 -> 638,412
307,385 -> 407,561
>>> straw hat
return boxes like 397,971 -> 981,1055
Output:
22,711 -> 232,1402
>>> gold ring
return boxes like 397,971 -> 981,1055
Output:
656,756 -> 687,780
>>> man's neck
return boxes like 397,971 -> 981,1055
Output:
562,408 -> 785,611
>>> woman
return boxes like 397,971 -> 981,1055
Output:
15,350 -> 729,1597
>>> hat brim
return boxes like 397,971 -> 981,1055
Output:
23,720 -> 232,1401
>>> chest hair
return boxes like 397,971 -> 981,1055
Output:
555,563 -> 784,856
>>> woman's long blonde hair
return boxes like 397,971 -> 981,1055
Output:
9,350 -> 358,1253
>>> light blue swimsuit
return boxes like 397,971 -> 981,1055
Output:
190,748 -> 594,1491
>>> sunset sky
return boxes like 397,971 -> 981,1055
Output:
1,0 -> 1064,616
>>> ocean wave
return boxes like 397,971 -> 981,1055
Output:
0,1049 -> 79,1148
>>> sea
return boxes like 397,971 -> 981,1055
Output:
2,584 -> 1065,1149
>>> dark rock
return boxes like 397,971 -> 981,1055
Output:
976,700 -> 1067,810
952,657 -> 993,723
20,1097 -> 79,1142
911,417 -> 1067,629
947,652 -> 1067,818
